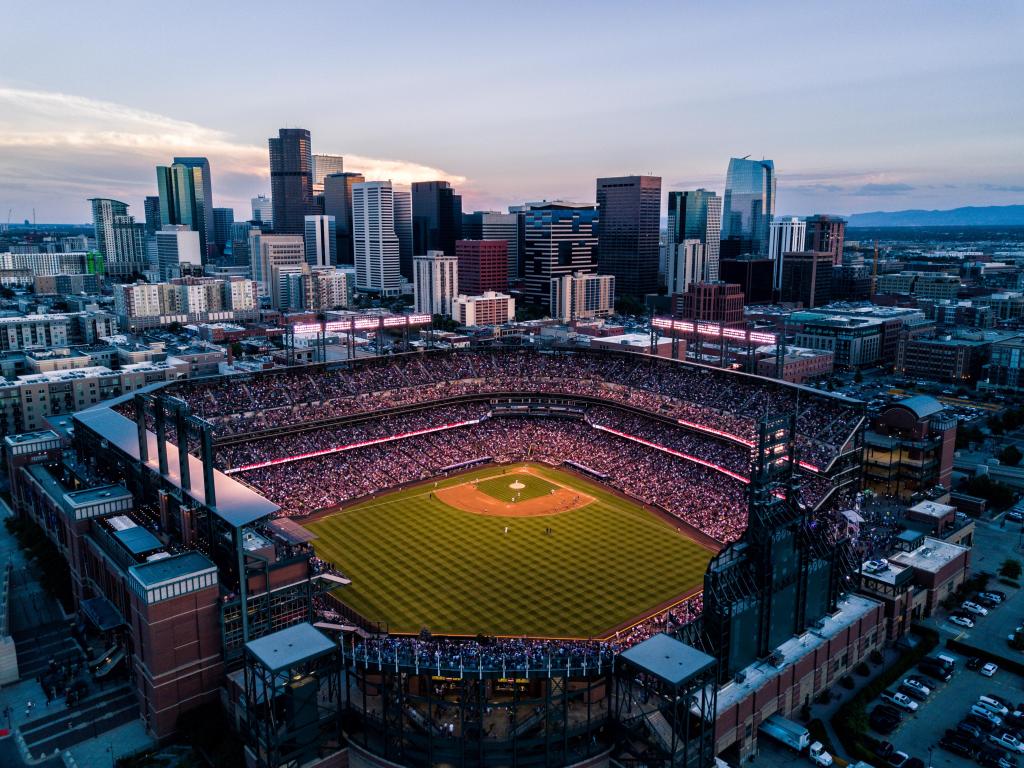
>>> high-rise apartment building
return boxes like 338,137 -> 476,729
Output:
664,239 -> 705,296
452,291 -> 516,327
172,157 -> 215,258
212,208 -> 234,257
251,234 -> 304,295
352,181 -> 401,295
312,154 -> 345,194
156,161 -> 212,260
666,189 -> 722,282
156,225 -> 202,280
89,198 -> 145,277
392,189 -> 413,279
549,272 -> 616,322
595,175 -> 661,298
412,181 -> 462,256
269,128 -> 317,234
768,217 -> 807,290
323,172 -> 365,266
722,157 -> 775,257
413,251 -> 459,317
455,240 -> 508,295
251,194 -> 273,227
805,214 -> 847,266
521,203 -> 599,307
304,215 -> 337,268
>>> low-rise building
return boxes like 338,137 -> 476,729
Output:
754,344 -> 834,383
451,291 -> 515,327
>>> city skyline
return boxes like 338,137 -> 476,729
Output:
1,0 -> 1022,222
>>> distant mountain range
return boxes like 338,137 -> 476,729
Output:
846,204 -> 1024,228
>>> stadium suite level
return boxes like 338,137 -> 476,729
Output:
1,346 -> 894,767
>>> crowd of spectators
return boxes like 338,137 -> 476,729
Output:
152,350 -> 861,467
242,416 -> 752,543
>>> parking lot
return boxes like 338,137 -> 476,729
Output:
867,649 -> 1024,768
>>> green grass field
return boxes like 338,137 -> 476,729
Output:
305,463 -> 713,638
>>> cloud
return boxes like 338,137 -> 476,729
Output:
852,182 -> 916,196
982,183 -> 1024,193
0,87 -> 465,221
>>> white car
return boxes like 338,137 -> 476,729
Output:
982,662 -> 1000,677
962,601 -> 989,616
981,696 -> 1011,716
979,592 -> 1005,604
972,703 -> 1003,725
990,732 -> 1024,753
901,678 -> 931,697
950,615 -> 975,628
881,691 -> 919,712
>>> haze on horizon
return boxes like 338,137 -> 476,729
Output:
1,0 -> 1022,223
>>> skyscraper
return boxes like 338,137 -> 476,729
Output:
664,239 -> 706,296
521,203 -> 599,307
768,217 -> 807,290
269,128 -> 317,234
805,214 -> 847,266
456,240 -> 508,295
157,161 -> 212,260
392,189 -> 414,279
312,154 -> 345,194
304,215 -> 337,268
89,198 -> 145,277
143,196 -> 162,236
413,251 -> 459,317
721,157 -> 775,257
213,208 -> 234,257
156,225 -> 202,280
595,175 -> 661,298
412,181 -> 462,256
323,172 -> 365,266
172,157 -> 215,258
352,181 -> 401,295
481,212 -> 521,281
251,194 -> 273,227
666,189 -> 722,281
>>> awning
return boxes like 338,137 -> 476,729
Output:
841,509 -> 865,524
266,518 -> 317,545
81,595 -> 125,631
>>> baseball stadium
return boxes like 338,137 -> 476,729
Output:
16,345 -> 872,768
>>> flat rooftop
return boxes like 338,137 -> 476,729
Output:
129,550 -> 216,588
889,537 -> 970,574
715,593 -> 881,712
909,500 -> 956,519
620,633 -> 715,687
860,560 -> 911,587
246,622 -> 334,672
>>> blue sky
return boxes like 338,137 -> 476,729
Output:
2,0 -> 1022,222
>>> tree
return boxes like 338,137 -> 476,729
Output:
999,445 -> 1024,467
1000,558 -> 1022,580
614,294 -> 645,317
853,369 -> 864,384
960,474 -> 1016,510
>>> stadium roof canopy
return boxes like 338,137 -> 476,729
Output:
619,633 -> 715,687
246,622 -> 335,672
893,395 -> 944,420
75,407 -> 279,527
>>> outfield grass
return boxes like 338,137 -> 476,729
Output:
305,463 -> 712,638
475,472 -> 559,502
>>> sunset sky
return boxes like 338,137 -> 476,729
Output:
2,0 -> 1022,223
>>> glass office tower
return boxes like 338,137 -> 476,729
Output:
721,158 -> 775,257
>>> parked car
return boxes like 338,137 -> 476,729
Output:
881,691 -> 919,712
871,711 -> 900,734
991,733 -> 1024,753
979,597 -> 1001,609
951,615 -> 976,628
886,751 -> 910,768
899,684 -> 928,702
982,697 -> 1012,717
969,657 -> 985,670
919,661 -> 951,682
973,704 -> 1005,725
963,601 -> 990,616
1007,511 -> 1023,523
979,752 -> 1017,768
983,663 -> 1000,677
968,713 -> 999,733
940,733 -> 977,758
959,721 -> 985,740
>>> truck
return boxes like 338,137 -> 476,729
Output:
809,742 -> 834,766
759,714 -> 811,752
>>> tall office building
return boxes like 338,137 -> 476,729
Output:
768,217 -> 807,290
269,128 -> 317,234
156,162 -> 212,260
89,198 -> 145,277
156,225 -> 202,280
664,239 -> 706,296
412,181 -> 462,255
251,234 -> 304,296
304,215 -> 337,268
143,196 -> 162,236
521,203 -> 599,307
456,240 -> 508,295
595,175 -> 661,298
251,195 -> 273,227
413,251 -> 459,317
212,208 -> 234,257
721,157 -> 775,257
392,189 -> 413,279
172,157 -> 214,258
352,181 -> 401,295
323,172 -> 365,266
312,154 -> 345,194
228,222 -> 259,269
666,189 -> 722,281
480,213 -> 520,281
805,214 -> 847,266
779,251 -> 833,308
